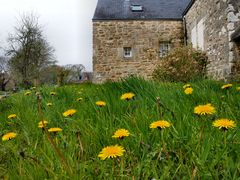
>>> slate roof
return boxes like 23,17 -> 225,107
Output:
93,0 -> 192,20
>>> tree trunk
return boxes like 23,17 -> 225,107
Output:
1,81 -> 8,91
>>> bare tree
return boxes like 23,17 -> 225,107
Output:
6,13 -> 56,87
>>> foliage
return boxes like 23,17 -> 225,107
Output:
56,66 -> 71,86
38,64 -> 86,86
152,46 -> 208,82
6,13 -> 56,87
0,77 -> 239,179
39,65 -> 59,85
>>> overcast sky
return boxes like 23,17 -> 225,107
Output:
0,0 -> 98,71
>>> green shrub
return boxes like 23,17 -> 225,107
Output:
152,46 -> 208,82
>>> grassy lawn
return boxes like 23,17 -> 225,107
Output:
0,77 -> 240,179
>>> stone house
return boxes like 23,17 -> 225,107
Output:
92,0 -> 240,83
185,0 -> 240,79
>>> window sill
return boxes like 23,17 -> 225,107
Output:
123,56 -> 133,59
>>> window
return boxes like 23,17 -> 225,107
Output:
123,47 -> 132,58
131,5 -> 143,12
159,42 -> 171,57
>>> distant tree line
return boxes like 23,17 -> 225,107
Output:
0,13 -> 86,91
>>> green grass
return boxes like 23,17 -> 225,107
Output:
0,77 -> 240,179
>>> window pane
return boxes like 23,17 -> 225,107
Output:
123,47 -> 132,58
159,42 -> 171,57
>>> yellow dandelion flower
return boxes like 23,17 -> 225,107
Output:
98,145 -> 125,160
236,87 -> 240,91
184,87 -> 193,95
2,132 -> 17,141
112,129 -> 130,139
50,92 -> 56,96
24,91 -> 31,96
76,98 -> 83,102
221,84 -> 233,89
150,120 -> 171,129
96,101 -> 106,107
47,103 -> 53,107
38,120 -> 48,128
8,114 -> 17,119
31,87 -> 36,90
120,92 -> 135,100
48,127 -> 62,133
63,109 -> 77,117
183,84 -> 191,89
194,103 -> 216,115
213,119 -> 236,130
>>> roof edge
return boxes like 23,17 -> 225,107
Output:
92,0 -> 100,20
183,0 -> 196,16
92,18 -> 183,21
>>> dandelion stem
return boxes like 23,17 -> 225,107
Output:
161,130 -> 169,160
76,131 -> 84,158
112,159 -> 115,177
196,125 -> 205,151
120,157 -> 124,177
199,125 -> 205,143
156,97 -> 163,118
37,94 -> 72,174
224,131 -> 227,148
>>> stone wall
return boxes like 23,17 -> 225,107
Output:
185,0 -> 240,80
92,20 -> 183,83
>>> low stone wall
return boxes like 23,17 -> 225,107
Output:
185,0 -> 240,80
92,20 -> 183,83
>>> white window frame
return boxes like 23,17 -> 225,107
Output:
123,47 -> 132,58
159,42 -> 171,57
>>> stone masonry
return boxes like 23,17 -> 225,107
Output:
92,20 -> 183,83
185,0 -> 240,80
